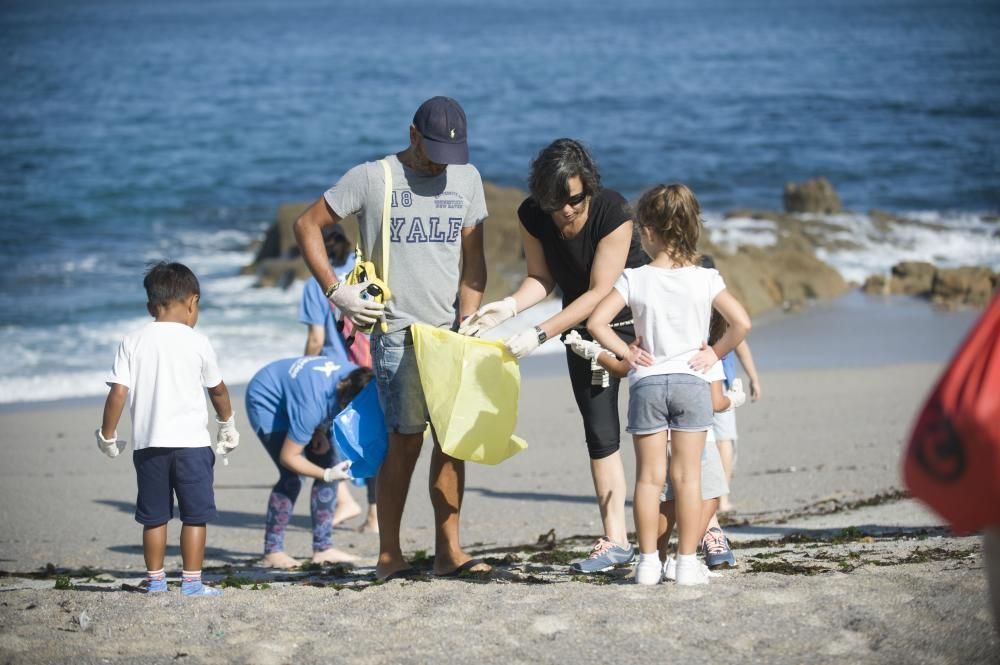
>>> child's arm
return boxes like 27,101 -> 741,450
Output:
711,380 -> 730,412
278,432 -> 351,482
207,381 -> 234,421
101,384 -> 128,440
734,340 -> 761,401
596,338 -> 648,378
689,290 -> 751,373
208,381 -> 239,458
711,377 -> 746,412
304,324 -> 325,356
587,291 -> 652,369
96,384 -> 129,458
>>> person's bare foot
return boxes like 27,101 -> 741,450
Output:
260,551 -> 300,569
433,552 -> 492,577
311,547 -> 359,565
375,553 -> 412,580
332,485 -> 362,526
359,506 -> 379,534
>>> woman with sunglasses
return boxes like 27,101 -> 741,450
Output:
460,137 -> 649,574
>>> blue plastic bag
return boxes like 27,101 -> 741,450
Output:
332,381 -> 388,479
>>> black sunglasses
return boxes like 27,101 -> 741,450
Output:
543,191 -> 588,213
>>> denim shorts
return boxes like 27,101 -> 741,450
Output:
371,327 -> 429,435
133,446 -> 217,526
627,373 -> 713,435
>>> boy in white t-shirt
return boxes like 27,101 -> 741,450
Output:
97,262 -> 239,597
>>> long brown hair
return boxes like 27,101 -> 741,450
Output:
634,183 -> 702,266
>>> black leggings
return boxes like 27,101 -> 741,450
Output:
566,326 -> 634,460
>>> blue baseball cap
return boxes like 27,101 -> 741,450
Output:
412,96 -> 469,165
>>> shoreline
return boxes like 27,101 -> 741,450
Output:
0,289 -> 981,414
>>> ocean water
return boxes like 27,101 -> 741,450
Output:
1,0 -> 999,403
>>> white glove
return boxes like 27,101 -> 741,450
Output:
329,281 -> 385,327
506,327 -> 541,359
724,378 -> 746,410
458,297 -> 517,337
323,460 -> 353,482
95,429 -> 127,459
562,330 -> 606,361
215,414 -> 240,461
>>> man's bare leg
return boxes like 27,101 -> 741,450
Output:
430,438 -> 489,575
375,430 -> 423,579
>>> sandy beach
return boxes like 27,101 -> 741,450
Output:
1,294 -> 997,664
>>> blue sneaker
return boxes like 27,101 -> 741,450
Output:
146,578 -> 168,594
701,527 -> 736,569
569,537 -> 635,574
181,580 -> 223,597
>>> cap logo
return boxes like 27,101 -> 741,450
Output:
449,128 -> 456,139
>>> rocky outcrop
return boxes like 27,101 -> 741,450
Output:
243,182 -> 853,317
702,214 -> 849,315
863,262 -> 998,308
783,177 -> 842,214
241,186 -> 527,299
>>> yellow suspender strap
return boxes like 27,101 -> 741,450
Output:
378,158 -> 392,289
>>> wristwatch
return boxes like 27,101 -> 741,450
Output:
534,325 -> 547,345
324,281 -> 342,298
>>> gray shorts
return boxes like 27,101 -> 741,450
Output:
371,328 -> 429,435
660,433 -> 730,502
627,374 -> 713,435
713,408 -> 738,442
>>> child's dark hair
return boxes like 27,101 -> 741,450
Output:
708,309 -> 728,346
144,262 -> 200,310
634,183 -> 702,266
336,367 -> 375,409
700,255 -> 728,346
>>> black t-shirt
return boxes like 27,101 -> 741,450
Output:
518,188 -> 649,320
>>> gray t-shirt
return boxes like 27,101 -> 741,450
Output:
324,154 -> 487,333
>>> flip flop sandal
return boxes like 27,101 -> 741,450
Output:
435,558 -> 491,578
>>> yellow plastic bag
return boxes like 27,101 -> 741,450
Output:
411,323 -> 528,465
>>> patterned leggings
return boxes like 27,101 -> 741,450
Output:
258,430 -> 339,554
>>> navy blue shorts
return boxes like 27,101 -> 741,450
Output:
133,446 -> 217,526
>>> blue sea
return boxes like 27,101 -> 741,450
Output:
1,0 -> 999,403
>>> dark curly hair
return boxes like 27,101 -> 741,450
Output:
528,138 -> 602,213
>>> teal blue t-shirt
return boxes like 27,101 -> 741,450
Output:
245,356 -> 358,444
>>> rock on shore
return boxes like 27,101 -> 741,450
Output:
241,178 -> 995,317
863,261 -> 999,309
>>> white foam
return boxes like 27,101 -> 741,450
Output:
809,211 -> 1000,284
2,211 -> 997,403
704,213 -> 778,251
701,210 -> 1000,285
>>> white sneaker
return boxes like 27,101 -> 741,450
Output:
662,555 -> 677,582
675,556 -> 710,586
635,558 -> 662,585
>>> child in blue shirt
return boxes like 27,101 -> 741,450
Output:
246,356 -> 373,568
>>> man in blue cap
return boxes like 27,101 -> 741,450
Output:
294,97 -> 490,580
